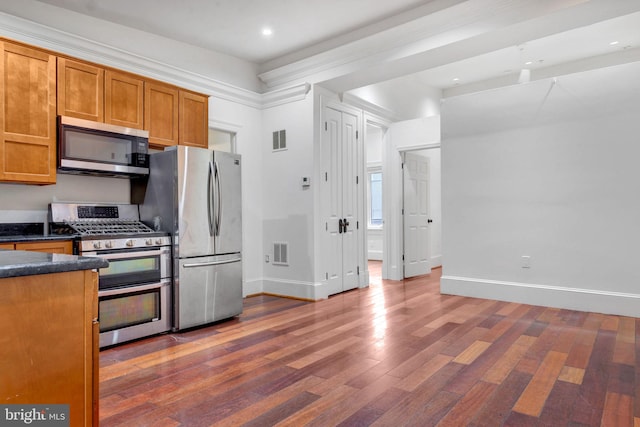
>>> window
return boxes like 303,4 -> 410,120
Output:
368,167 -> 383,228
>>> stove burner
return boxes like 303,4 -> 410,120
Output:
65,220 -> 154,236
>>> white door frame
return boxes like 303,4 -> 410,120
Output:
383,143 -> 440,280
316,91 -> 367,297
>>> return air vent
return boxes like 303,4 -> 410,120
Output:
272,129 -> 286,151
273,242 -> 288,265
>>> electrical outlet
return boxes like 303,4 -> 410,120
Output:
265,255 -> 270,263
521,255 -> 531,268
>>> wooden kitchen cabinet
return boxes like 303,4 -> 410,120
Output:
0,269 -> 99,427
1,240 -> 73,254
145,81 -> 179,148
58,58 -> 144,129
15,240 -> 74,254
0,41 -> 57,184
179,90 -> 208,148
58,57 -> 104,122
105,69 -> 144,129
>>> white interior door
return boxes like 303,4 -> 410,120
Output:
322,106 -> 360,296
403,152 -> 431,277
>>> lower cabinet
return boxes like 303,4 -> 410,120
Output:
1,240 -> 73,254
0,269 -> 99,427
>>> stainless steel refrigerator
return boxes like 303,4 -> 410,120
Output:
137,145 -> 242,330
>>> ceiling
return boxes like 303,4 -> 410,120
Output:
31,0 -> 640,98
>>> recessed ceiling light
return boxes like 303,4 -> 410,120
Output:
262,27 -> 273,37
525,61 -> 533,65
610,41 -> 619,45
452,77 -> 460,82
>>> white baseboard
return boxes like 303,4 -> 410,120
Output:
261,278 -> 325,300
441,275 -> 640,318
368,250 -> 383,261
431,255 -> 442,268
242,279 -> 263,298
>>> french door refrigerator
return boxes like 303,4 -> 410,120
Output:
138,145 -> 242,330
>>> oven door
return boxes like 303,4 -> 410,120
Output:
98,279 -> 171,348
83,246 -> 170,289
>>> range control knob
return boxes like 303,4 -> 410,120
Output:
145,239 -> 153,246
126,240 -> 134,247
155,238 -> 163,245
93,241 -> 101,249
105,241 -> 113,249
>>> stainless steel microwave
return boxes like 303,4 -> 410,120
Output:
58,116 -> 149,177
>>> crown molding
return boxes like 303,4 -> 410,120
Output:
340,93 -> 397,122
262,83 -> 312,109
0,12 -> 310,109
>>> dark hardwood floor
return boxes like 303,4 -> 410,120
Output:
99,261 -> 638,426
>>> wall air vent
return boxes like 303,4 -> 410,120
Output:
272,129 -> 286,151
273,242 -> 288,265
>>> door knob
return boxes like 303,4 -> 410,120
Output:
427,219 -> 433,223
338,218 -> 344,234
343,219 -> 350,232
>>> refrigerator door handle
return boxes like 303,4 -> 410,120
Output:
214,161 -> 222,236
207,161 -> 215,236
183,257 -> 242,268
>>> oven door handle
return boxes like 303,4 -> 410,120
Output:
183,257 -> 241,268
98,279 -> 170,297
83,249 -> 165,260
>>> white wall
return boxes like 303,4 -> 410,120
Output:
441,110 -> 640,317
0,174 -> 129,223
260,91 -> 316,298
384,116 -> 442,280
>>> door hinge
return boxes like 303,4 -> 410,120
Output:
357,221 -> 359,230
357,266 -> 360,275
401,162 -> 404,169
326,272 -> 328,280
356,130 -> 359,139
325,122 -> 327,131
325,172 -> 328,181
402,254 -> 405,261
356,176 -> 359,184
402,208 -> 404,215
325,222 -> 328,231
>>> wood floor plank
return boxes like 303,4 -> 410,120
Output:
512,350 -> 568,417
97,264 -> 639,426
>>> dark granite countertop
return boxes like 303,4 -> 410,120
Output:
0,249 -> 108,279
0,223 -> 78,244
0,234 -> 79,244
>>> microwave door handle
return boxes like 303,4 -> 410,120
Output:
214,161 -> 221,236
208,161 -> 214,236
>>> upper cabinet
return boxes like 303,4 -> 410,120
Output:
144,81 -> 179,149
0,38 -> 208,185
0,41 -> 57,184
105,70 -> 144,129
58,58 -> 144,129
179,90 -> 208,149
57,58 -> 104,122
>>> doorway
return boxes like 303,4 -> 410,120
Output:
399,146 -> 441,279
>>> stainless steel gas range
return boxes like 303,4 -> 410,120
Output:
50,202 -> 172,347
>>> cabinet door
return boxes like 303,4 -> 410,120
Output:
0,42 -> 57,184
15,240 -> 73,254
179,90 -> 208,148
0,243 -> 14,250
58,57 -> 104,122
105,70 -> 144,129
145,81 -> 179,148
